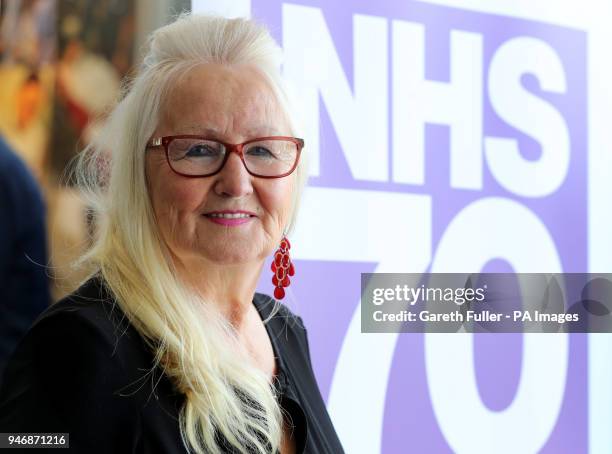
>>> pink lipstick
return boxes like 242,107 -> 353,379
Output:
203,210 -> 256,226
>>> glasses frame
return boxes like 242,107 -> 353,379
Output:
146,135 -> 304,179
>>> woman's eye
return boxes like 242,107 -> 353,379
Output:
247,146 -> 274,158
185,144 -> 220,157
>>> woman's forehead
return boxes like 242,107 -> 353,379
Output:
161,64 -> 288,134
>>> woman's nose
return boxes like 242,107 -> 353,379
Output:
213,151 -> 253,198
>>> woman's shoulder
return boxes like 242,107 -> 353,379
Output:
9,273 -> 149,372
33,274 -> 155,371
42,274 -> 126,331
21,275 -> 137,361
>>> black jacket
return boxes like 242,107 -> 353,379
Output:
0,136 -> 50,386
0,276 -> 345,453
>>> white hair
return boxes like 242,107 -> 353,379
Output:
73,13 -> 308,454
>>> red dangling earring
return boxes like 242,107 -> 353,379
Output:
271,236 -> 294,300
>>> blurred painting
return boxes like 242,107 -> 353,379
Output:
52,0 -> 135,181
0,0 -> 135,181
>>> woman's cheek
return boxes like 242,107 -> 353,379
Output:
165,180 -> 206,212
265,180 -> 294,226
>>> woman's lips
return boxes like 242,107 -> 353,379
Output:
206,217 -> 252,226
203,210 -> 256,226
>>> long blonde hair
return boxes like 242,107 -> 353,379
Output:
73,13 -> 308,454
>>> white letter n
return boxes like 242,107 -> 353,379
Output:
392,21 -> 483,189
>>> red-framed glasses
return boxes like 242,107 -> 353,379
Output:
146,135 -> 304,178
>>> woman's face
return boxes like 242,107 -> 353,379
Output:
145,64 -> 296,267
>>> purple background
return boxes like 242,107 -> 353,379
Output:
252,1 -> 588,452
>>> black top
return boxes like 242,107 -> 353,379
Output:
0,276 -> 344,453
0,136 -> 50,386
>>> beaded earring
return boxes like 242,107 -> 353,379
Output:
271,236 -> 294,299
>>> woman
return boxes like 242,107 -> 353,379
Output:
0,14 -> 345,454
